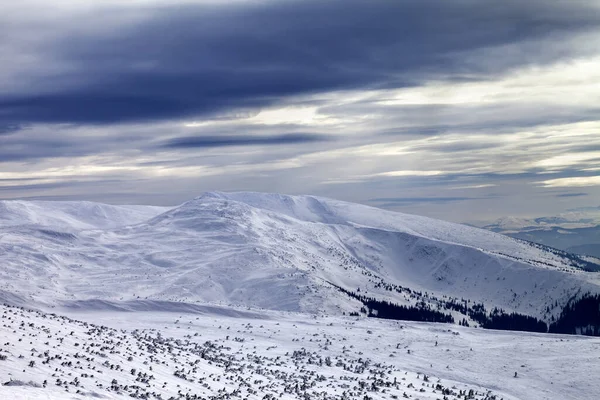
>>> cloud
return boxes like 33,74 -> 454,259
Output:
319,102 -> 600,136
450,184 -> 497,190
0,125 -> 146,162
0,0 -> 599,223
162,133 -> 332,149
370,170 -> 444,177
0,124 -> 25,135
556,193 -> 588,198
369,196 -> 484,205
0,179 -> 123,192
1,0 -> 599,125
537,176 -> 600,188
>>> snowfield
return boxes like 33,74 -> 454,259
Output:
1,192 -> 600,399
1,303 -> 599,400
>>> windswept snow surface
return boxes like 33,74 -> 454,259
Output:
0,200 -> 170,230
0,192 -> 599,322
0,304 -> 599,400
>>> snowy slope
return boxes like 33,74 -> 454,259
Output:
4,303 -> 599,400
0,192 -> 599,324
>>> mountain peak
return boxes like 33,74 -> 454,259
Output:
0,192 -> 598,323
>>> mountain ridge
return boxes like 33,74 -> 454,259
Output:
1,191 -> 599,333
481,209 -> 600,258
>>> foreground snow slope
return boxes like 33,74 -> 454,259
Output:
1,192 -> 599,321
1,304 -> 598,400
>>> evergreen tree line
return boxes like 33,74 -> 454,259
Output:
333,283 -> 600,336
548,293 -> 600,336
477,308 -> 547,333
363,297 -> 455,323
336,286 -> 454,323
333,284 -> 548,333
457,303 -> 547,333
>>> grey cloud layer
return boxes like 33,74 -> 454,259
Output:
0,0 -> 599,222
1,0 -> 599,125
163,133 -> 332,149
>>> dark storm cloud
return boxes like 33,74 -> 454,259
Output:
0,134 -> 117,162
1,0 -> 599,125
0,125 -> 25,135
163,133 -> 331,149
0,139 -> 76,162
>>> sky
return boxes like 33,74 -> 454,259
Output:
1,0 -> 600,224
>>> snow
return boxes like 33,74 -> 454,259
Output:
0,200 -> 170,230
483,210 -> 600,232
1,191 -> 600,399
0,192 -> 598,321
1,304 -> 598,400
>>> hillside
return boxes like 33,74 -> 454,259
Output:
4,302 -> 599,400
0,192 -> 599,331
0,200 -> 170,230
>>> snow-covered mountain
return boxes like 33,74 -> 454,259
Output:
1,192 -> 599,326
483,208 -> 600,233
0,200 -> 170,230
2,192 -> 600,399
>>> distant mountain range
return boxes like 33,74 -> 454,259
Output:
1,192 -> 599,335
482,208 -> 600,257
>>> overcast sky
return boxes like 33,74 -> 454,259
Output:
1,0 -> 599,223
